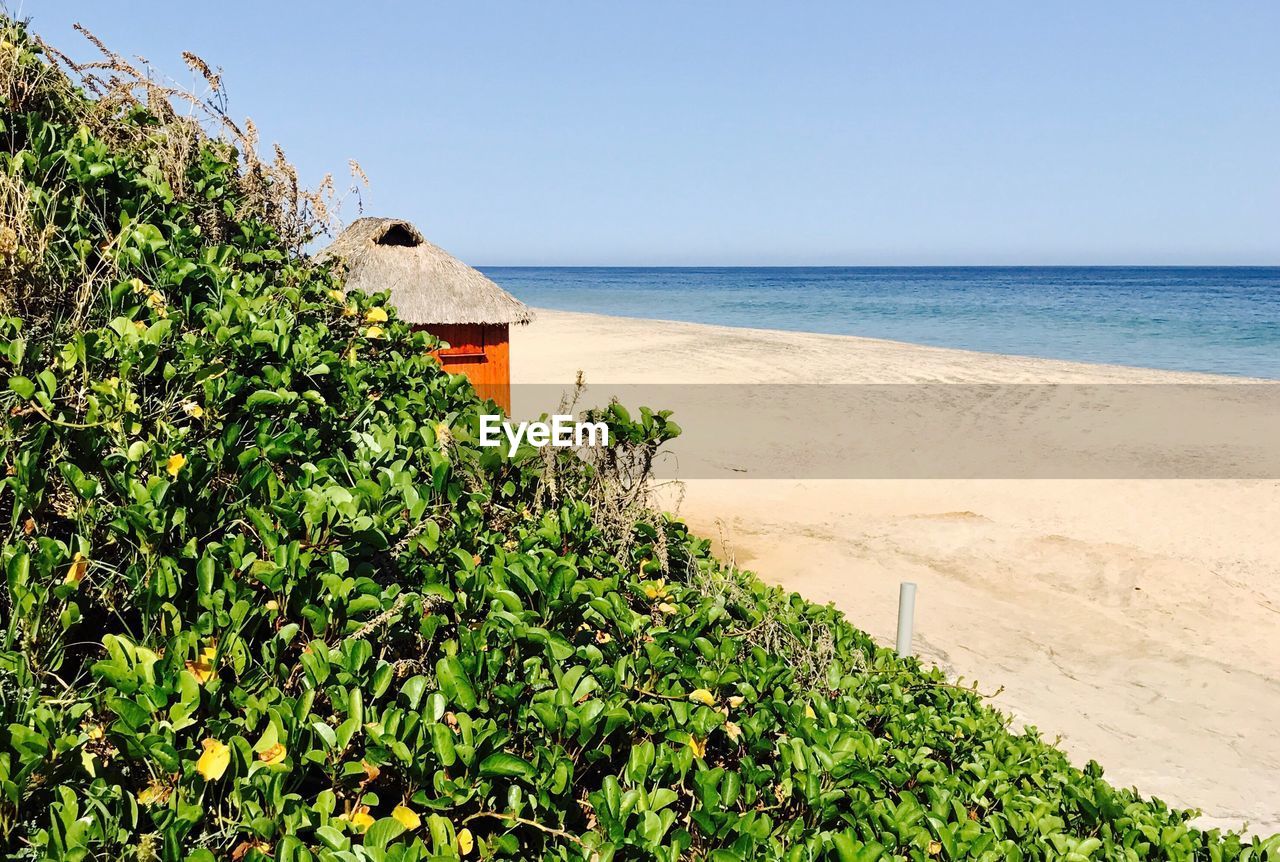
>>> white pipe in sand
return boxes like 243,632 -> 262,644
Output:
896,581 -> 917,657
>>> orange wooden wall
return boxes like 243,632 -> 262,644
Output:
419,323 -> 511,412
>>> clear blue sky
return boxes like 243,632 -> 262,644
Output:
19,1 -> 1280,265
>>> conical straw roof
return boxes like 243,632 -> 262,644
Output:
318,217 -> 532,326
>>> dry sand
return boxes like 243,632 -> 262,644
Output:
511,309 -> 1280,835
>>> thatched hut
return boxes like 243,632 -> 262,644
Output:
320,217 -> 532,411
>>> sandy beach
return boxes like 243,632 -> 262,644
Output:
512,309 -> 1280,834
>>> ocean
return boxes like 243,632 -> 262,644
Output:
479,266 -> 1280,379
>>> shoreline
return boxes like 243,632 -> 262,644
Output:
515,307 -> 1267,384
512,308 -> 1280,835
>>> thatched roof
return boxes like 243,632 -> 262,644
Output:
318,217 -> 532,326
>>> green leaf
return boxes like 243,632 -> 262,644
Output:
363,817 -> 406,849
245,389 -> 285,409
478,752 -> 534,781
7,376 -> 34,399
435,656 -> 477,711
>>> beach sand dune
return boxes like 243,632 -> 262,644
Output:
513,309 -> 1280,834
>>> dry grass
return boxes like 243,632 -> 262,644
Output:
687,525 -> 843,691
533,374 -> 676,568
37,23 -> 367,250
1,19 -> 366,323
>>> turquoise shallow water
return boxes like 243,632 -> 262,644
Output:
479,267 -> 1280,379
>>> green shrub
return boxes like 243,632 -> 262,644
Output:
1,17 -> 1276,862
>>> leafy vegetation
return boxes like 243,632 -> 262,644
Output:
1,17 -> 1277,862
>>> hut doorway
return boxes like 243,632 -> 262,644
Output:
421,323 -> 512,412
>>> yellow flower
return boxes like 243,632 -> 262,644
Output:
166,453 -> 186,477
391,805 -> 421,831
145,290 -> 169,319
137,780 -> 172,806
133,320 -> 147,332
349,806 -> 375,832
364,307 -> 388,323
594,630 -> 613,644
688,737 -> 707,759
689,688 -> 716,707
434,421 -> 453,446
65,552 -> 89,585
928,840 -> 942,856
656,602 -> 677,615
196,738 -> 230,781
457,827 -> 474,855
265,600 -> 279,612
343,305 -> 357,318
365,325 -> 385,339
180,400 -> 204,419
257,743 -> 286,765
723,721 -> 743,742
642,579 -> 668,600
328,289 -> 345,302
128,277 -> 148,295
727,695 -> 745,709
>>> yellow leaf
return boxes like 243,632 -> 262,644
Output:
689,688 -> 716,706
185,658 -> 215,683
928,840 -> 942,856
365,307 -> 388,323
186,643 -> 218,684
257,742 -> 286,765
64,552 -> 88,585
166,453 -> 186,477
391,805 -> 421,831
727,695 -> 745,709
196,738 -> 230,781
804,703 -> 816,719
265,599 -> 279,612
181,401 -> 204,419
688,737 -> 707,759
457,827 -> 474,855
723,721 -> 743,742
329,289 -> 345,302
656,602 -> 677,615
365,325 -> 385,339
